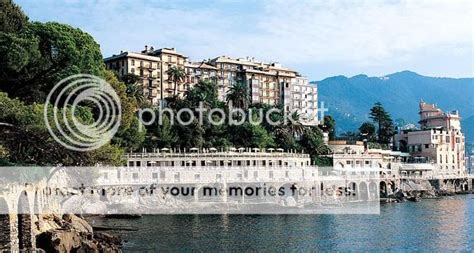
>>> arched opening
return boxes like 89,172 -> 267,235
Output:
347,182 -> 358,200
359,182 -> 368,201
0,198 -> 11,251
17,191 -> 32,250
34,191 -> 41,215
369,181 -> 378,199
380,181 -> 387,198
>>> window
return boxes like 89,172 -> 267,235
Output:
160,171 -> 166,180
131,59 -> 135,66
133,173 -> 139,180
131,68 -> 135,73
152,173 -> 158,179
425,144 -> 430,149
128,161 -> 134,167
136,161 -> 141,167
194,174 -> 200,180
254,171 -> 258,178
269,171 -> 274,178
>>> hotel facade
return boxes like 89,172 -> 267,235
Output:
104,46 -> 319,125
393,101 -> 466,176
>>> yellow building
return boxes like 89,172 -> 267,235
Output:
104,51 -> 162,104
105,47 -> 318,124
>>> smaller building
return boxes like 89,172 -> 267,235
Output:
394,101 -> 466,176
327,140 -> 412,179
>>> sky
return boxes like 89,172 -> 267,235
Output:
16,0 -> 474,81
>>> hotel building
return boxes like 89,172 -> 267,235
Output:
104,46 -> 188,104
105,47 -> 318,125
394,101 -> 466,175
208,56 -> 318,125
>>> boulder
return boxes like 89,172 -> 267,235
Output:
35,214 -> 121,252
62,214 -> 93,233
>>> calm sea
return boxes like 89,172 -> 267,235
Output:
89,195 -> 474,252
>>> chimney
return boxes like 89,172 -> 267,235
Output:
145,45 -> 148,51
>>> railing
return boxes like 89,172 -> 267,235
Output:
126,152 -> 310,159
96,166 -> 319,186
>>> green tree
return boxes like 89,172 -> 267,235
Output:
274,111 -> 304,150
125,82 -> 146,107
0,92 -> 124,166
369,102 -> 395,144
121,73 -> 141,86
229,122 -> 275,149
226,82 -> 249,109
299,127 -> 332,166
358,122 -> 376,142
167,66 -> 186,96
186,80 -> 221,108
0,0 -> 29,33
0,21 -> 105,102
319,115 -> 336,140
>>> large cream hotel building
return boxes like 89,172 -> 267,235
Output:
104,46 -> 319,125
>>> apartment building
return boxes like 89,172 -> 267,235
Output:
184,61 -> 218,90
209,56 -> 318,125
104,51 -> 162,104
394,101 -> 466,175
142,47 -> 188,99
104,47 -> 318,124
104,46 -> 188,105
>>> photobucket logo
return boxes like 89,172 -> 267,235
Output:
137,101 -> 327,131
44,74 -> 122,151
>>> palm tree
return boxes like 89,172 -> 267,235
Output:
275,111 -> 305,137
226,82 -> 249,109
167,66 -> 186,96
126,83 -> 145,106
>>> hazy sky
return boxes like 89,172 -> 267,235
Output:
16,0 -> 474,80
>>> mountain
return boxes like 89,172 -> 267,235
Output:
464,116 -> 474,144
314,71 -> 474,142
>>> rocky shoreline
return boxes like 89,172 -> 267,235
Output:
35,213 -> 122,252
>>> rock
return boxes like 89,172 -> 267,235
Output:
95,232 -> 122,247
35,214 -> 121,252
36,230 -> 82,252
62,214 -> 93,233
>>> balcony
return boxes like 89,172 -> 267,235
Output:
138,63 -> 157,70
